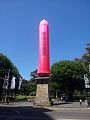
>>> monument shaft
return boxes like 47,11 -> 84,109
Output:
37,20 -> 50,76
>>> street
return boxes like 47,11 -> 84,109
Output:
0,102 -> 90,120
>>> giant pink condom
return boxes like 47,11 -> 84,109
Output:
37,19 -> 50,76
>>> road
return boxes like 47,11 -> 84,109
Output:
0,102 -> 90,120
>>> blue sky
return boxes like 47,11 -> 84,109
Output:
0,0 -> 90,80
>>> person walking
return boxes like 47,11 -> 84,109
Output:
85,99 -> 88,107
61,97 -> 63,103
79,99 -> 83,107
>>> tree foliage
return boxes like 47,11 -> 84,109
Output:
74,43 -> 90,82
20,79 -> 36,96
82,43 -> 90,65
51,60 -> 88,97
0,53 -> 20,78
30,69 -> 37,80
75,43 -> 90,66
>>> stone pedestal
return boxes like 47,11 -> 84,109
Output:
33,77 -> 51,107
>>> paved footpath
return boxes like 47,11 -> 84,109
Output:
0,101 -> 89,108
52,101 -> 90,109
0,101 -> 90,120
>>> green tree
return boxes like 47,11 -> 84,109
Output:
20,79 -> 28,95
75,43 -> 90,82
0,53 -> 20,78
30,69 -> 37,80
75,43 -> 90,66
51,60 -> 88,99
20,79 -> 36,96
82,43 -> 90,65
27,80 -> 36,96
20,69 -> 37,96
0,53 -> 20,98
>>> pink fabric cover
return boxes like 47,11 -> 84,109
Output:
37,20 -> 50,76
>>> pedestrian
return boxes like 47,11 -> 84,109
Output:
79,99 -> 83,107
85,99 -> 88,107
61,97 -> 63,103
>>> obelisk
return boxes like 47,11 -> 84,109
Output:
34,19 -> 50,106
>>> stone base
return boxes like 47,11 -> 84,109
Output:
33,99 -> 51,107
33,78 -> 51,107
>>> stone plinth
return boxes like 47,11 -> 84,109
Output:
33,77 -> 51,107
